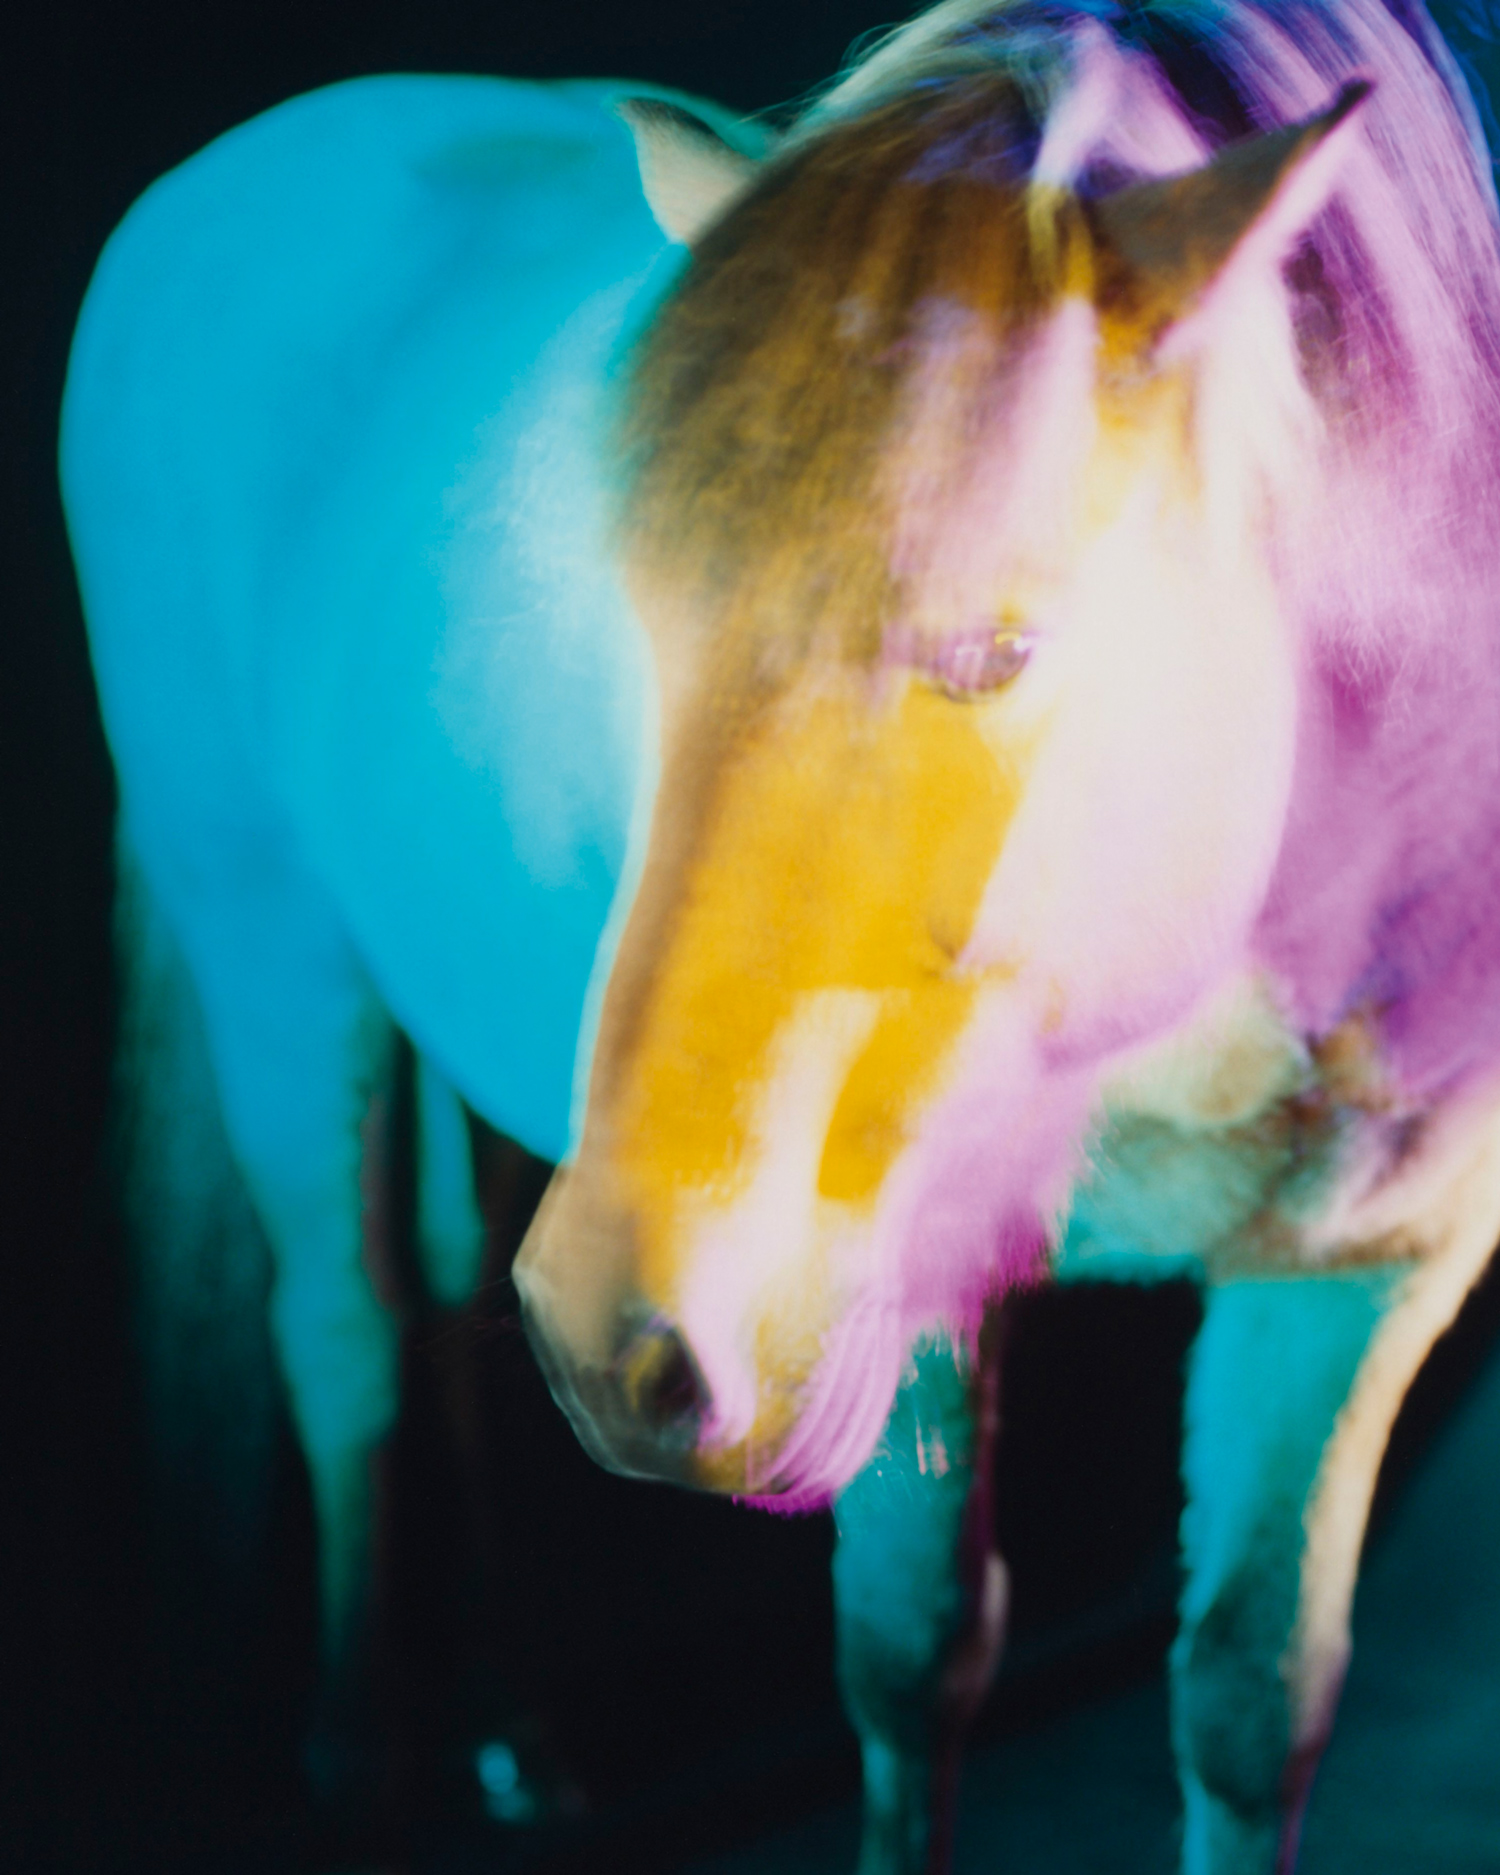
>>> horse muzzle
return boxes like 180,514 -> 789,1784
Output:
519,1287 -> 718,1487
513,1170 -> 735,1489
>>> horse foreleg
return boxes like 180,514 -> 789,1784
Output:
256,1038 -> 402,1822
1172,1230 -> 1493,1875
1278,1219 -> 1500,1869
407,1076 -> 557,1811
832,1313 -> 1006,1875
1173,1271 -> 1398,1875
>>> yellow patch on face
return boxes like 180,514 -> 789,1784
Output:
614,675 -> 1023,1302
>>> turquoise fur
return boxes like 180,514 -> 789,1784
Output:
1175,1272 -> 1403,1874
835,1338 -> 993,1875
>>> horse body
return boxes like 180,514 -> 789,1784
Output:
65,75 -> 698,1166
62,3 -> 1500,1871
62,72 -> 712,1800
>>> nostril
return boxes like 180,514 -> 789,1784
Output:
647,1331 -> 704,1424
619,1322 -> 710,1441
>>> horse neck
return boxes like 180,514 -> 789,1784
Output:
1254,579 -> 1500,1102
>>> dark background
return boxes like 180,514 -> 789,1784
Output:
6,4 -> 1500,1873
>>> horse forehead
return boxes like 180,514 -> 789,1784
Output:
660,670 -> 1021,922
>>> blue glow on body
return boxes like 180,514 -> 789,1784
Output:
62,76 -> 754,1165
60,73 -> 761,1660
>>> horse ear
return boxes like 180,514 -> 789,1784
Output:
1086,79 -> 1371,347
618,97 -> 762,246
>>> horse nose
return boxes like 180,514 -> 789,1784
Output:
615,1318 -> 711,1450
514,1173 -> 718,1477
516,1260 -> 714,1478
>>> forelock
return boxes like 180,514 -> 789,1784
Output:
615,74 -> 1063,678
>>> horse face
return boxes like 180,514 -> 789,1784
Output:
516,80 -> 1357,1501
517,365 -> 1297,1502
519,629 -> 1025,1493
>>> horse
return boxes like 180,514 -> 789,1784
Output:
60,0 -> 1500,1869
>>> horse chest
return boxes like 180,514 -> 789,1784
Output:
1062,1096 -> 1351,1281
1058,987 -> 1405,1281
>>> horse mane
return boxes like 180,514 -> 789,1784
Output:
618,69 -> 1063,696
620,0 -> 1500,1101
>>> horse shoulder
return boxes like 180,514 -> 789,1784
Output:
64,73 -> 667,737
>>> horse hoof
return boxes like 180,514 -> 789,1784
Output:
464,1724 -> 588,1829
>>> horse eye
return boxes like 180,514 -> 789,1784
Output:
925,626 -> 1033,699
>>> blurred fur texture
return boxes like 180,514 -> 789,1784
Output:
625,3 -> 1500,1113
580,0 -> 1500,1504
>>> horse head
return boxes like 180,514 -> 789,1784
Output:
516,63 -> 1369,1504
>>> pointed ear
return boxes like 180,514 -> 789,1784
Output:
1086,79 -> 1371,347
617,97 -> 763,247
